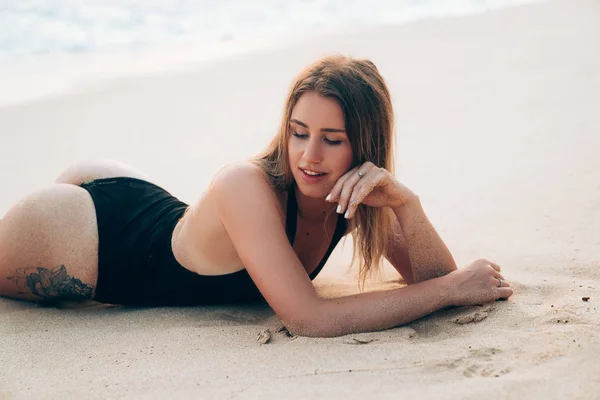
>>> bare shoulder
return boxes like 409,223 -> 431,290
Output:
208,161 -> 320,328
210,161 -> 284,213
211,161 -> 270,189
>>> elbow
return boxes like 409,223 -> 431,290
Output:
280,301 -> 342,338
283,316 -> 331,338
285,323 -> 340,339
283,320 -> 321,338
282,299 -> 359,338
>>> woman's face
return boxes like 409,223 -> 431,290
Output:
288,91 -> 354,199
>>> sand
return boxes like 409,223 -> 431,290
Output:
1,0 -> 599,398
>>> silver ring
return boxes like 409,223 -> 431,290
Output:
358,171 -> 365,178
498,278 -> 503,288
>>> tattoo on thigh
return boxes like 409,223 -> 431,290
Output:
7,265 -> 94,300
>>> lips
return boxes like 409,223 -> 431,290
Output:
298,167 -> 328,184
299,167 -> 326,176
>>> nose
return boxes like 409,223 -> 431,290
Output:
302,136 -> 323,164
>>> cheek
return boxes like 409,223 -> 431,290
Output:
287,139 -> 300,161
335,147 -> 354,172
287,140 -> 306,171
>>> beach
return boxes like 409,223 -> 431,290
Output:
1,0 -> 599,398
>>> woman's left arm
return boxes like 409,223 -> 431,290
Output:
387,198 -> 457,284
329,162 -> 457,284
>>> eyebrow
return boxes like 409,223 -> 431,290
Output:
290,118 -> 346,133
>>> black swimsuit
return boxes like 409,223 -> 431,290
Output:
79,177 -> 347,306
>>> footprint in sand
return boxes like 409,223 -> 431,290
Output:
450,303 -> 496,324
438,347 -> 511,378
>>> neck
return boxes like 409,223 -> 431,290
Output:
293,185 -> 337,223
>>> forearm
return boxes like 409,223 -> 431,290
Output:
393,198 -> 457,283
293,276 -> 453,337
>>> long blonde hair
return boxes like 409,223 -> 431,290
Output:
253,55 -> 396,284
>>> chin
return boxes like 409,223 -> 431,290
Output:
293,179 -> 331,200
300,188 -> 327,199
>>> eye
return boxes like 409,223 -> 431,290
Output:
292,131 -> 308,139
324,138 -> 342,145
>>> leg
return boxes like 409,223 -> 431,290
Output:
0,184 -> 98,302
55,159 -> 148,185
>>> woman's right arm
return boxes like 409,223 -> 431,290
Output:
212,163 -> 512,338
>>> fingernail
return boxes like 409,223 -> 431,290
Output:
344,210 -> 350,219
336,205 -> 342,214
326,194 -> 332,202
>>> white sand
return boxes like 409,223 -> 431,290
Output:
1,0 -> 599,398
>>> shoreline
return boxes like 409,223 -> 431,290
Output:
0,0 -> 548,109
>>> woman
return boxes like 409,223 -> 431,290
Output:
0,55 -> 512,337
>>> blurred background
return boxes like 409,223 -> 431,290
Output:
0,0 -> 545,107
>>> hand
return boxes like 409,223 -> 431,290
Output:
444,259 -> 513,306
326,162 -> 416,219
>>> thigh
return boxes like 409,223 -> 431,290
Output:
0,184 -> 98,302
55,159 -> 148,185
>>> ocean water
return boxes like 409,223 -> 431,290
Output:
0,0 -> 545,106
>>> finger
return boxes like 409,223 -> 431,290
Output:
491,276 -> 510,288
498,279 -> 510,287
346,169 -> 385,219
337,171 -> 364,214
336,163 -> 375,214
326,166 -> 359,202
325,161 -> 373,202
496,287 -> 513,300
491,269 -> 505,281
488,261 -> 501,272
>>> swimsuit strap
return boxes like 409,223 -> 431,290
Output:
285,185 -> 347,279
